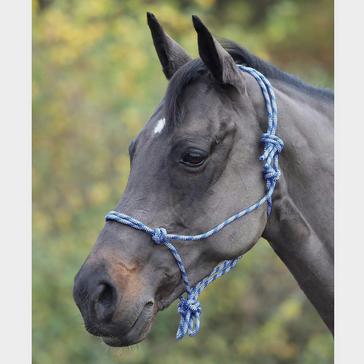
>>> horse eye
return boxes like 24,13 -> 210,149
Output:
180,149 -> 207,167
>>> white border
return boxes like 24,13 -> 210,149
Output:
0,0 -> 31,362
0,0 -> 362,363
335,0 -> 364,362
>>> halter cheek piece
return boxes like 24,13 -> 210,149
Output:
105,65 -> 284,340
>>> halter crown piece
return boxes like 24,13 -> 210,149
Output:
105,65 -> 284,340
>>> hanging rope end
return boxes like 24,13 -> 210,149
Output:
176,296 -> 202,340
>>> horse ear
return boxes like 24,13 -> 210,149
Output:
147,12 -> 192,80
192,15 -> 243,89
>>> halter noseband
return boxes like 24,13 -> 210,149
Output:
105,65 -> 284,340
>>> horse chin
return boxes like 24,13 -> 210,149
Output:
102,304 -> 156,347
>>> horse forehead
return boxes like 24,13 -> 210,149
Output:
153,117 -> 166,134
135,107 -> 167,142
185,82 -> 224,111
140,82 -> 226,142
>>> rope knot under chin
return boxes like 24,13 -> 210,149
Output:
151,227 -> 169,245
176,296 -> 202,339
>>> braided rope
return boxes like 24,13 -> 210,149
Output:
105,65 -> 284,340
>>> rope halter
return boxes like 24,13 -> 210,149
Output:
105,65 -> 284,340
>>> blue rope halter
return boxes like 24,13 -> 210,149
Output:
105,65 -> 284,340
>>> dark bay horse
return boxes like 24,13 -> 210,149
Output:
73,13 -> 334,347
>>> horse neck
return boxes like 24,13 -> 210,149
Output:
253,80 -> 334,332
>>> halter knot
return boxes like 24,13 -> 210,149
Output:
151,227 -> 169,245
178,297 -> 201,314
263,165 -> 281,183
260,133 -> 284,161
259,133 -> 284,215
176,296 -> 202,339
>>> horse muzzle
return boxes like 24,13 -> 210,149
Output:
73,259 -> 156,346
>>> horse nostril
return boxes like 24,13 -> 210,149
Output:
145,300 -> 154,308
94,282 -> 117,322
98,283 -> 114,306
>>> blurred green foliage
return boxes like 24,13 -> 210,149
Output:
33,0 -> 333,363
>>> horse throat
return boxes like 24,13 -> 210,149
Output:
260,82 -> 334,333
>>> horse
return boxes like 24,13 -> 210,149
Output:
73,13 -> 334,347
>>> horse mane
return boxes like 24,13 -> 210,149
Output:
221,39 -> 334,101
164,39 -> 333,127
